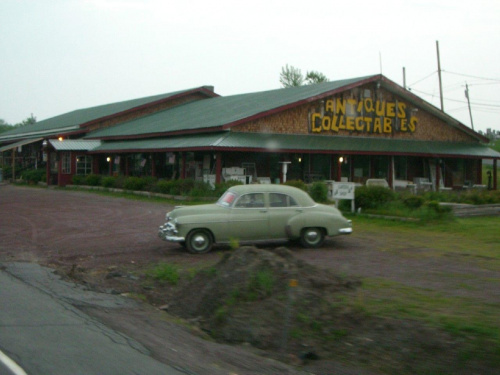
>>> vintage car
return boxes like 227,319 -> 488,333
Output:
158,184 -> 352,254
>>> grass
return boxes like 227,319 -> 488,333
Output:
346,277 -> 500,366
147,263 -> 180,285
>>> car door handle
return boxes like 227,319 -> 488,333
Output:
259,210 -> 268,213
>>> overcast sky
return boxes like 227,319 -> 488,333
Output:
1,0 -> 499,133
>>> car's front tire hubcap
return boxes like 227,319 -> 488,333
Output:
193,235 -> 207,248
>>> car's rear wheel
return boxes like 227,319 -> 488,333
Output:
300,227 -> 325,248
186,229 -> 213,254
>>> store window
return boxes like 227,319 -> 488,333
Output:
61,152 -> 71,174
76,155 -> 92,175
394,156 -> 408,180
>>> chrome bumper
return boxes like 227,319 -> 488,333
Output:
339,227 -> 353,234
339,220 -> 352,235
158,222 -> 185,242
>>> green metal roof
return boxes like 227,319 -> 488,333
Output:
0,137 -> 43,153
91,132 -> 500,159
0,88 -> 212,142
85,76 -> 376,139
49,139 -> 102,151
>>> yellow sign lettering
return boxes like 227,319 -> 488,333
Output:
383,117 -> 392,133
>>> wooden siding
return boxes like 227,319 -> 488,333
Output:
234,85 -> 477,143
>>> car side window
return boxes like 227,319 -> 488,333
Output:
234,193 -> 265,208
269,193 -> 298,207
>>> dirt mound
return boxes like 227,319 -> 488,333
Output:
169,246 -> 360,352
166,247 -> 497,375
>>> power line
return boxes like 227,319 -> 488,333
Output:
442,70 -> 500,82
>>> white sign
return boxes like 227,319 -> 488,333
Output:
332,182 -> 355,200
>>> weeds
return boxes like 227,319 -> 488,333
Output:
147,263 -> 180,285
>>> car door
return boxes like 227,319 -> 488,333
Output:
229,193 -> 269,240
268,193 -> 301,239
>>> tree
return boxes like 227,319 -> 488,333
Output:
0,119 -> 13,133
280,65 -> 328,88
305,70 -> 328,84
16,114 -> 37,127
280,64 -> 304,88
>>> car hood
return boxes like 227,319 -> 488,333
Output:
167,203 -> 225,219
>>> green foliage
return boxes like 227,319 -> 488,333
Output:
309,181 -> 328,203
246,269 -> 275,300
123,176 -> 147,191
20,169 -> 45,184
189,181 -> 213,198
148,263 -> 180,285
280,64 -> 304,87
101,176 -> 116,188
71,175 -> 86,185
284,179 -> 308,192
402,195 -> 425,209
355,186 -> 395,209
85,174 -> 101,186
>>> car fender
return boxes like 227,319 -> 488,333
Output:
175,214 -> 229,241
286,211 -> 337,238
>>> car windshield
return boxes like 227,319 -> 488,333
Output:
217,191 -> 237,207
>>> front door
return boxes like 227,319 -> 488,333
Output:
229,193 -> 268,241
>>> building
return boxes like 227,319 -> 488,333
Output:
1,74 -> 499,191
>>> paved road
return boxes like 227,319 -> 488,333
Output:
0,263 -> 184,375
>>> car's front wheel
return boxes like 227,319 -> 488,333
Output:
186,229 -> 213,254
300,227 -> 325,248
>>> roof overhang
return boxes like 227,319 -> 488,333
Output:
49,139 -> 102,151
89,132 -> 500,159
0,137 -> 43,153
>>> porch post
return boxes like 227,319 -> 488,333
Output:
46,150 -> 51,186
151,153 -> 156,178
435,159 -> 441,191
494,159 -> 498,190
181,152 -> 186,179
388,156 -> 394,189
215,152 -> 222,184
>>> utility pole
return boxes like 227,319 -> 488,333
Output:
465,82 -> 475,131
403,67 -> 406,89
436,41 -> 444,111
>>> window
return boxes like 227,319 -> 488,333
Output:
76,155 -> 92,175
61,152 -> 71,174
269,193 -> 298,207
235,193 -> 265,208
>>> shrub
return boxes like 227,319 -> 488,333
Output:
123,176 -> 147,191
189,181 -> 214,198
284,179 -> 308,192
72,175 -> 86,185
402,195 -> 425,209
85,174 -> 101,186
355,185 -> 395,209
101,176 -> 116,188
21,169 -> 45,184
309,181 -> 328,203
156,180 -> 175,194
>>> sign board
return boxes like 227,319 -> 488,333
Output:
332,182 -> 355,200
330,182 -> 356,213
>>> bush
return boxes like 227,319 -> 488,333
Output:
284,179 -> 308,192
85,174 -> 101,186
355,186 -> 395,210
101,176 -> 116,188
21,169 -> 45,184
123,176 -> 147,191
156,180 -> 175,195
189,181 -> 214,198
72,175 -> 86,185
402,195 -> 425,209
309,181 -> 328,203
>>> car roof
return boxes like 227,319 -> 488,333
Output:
227,184 -> 315,206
